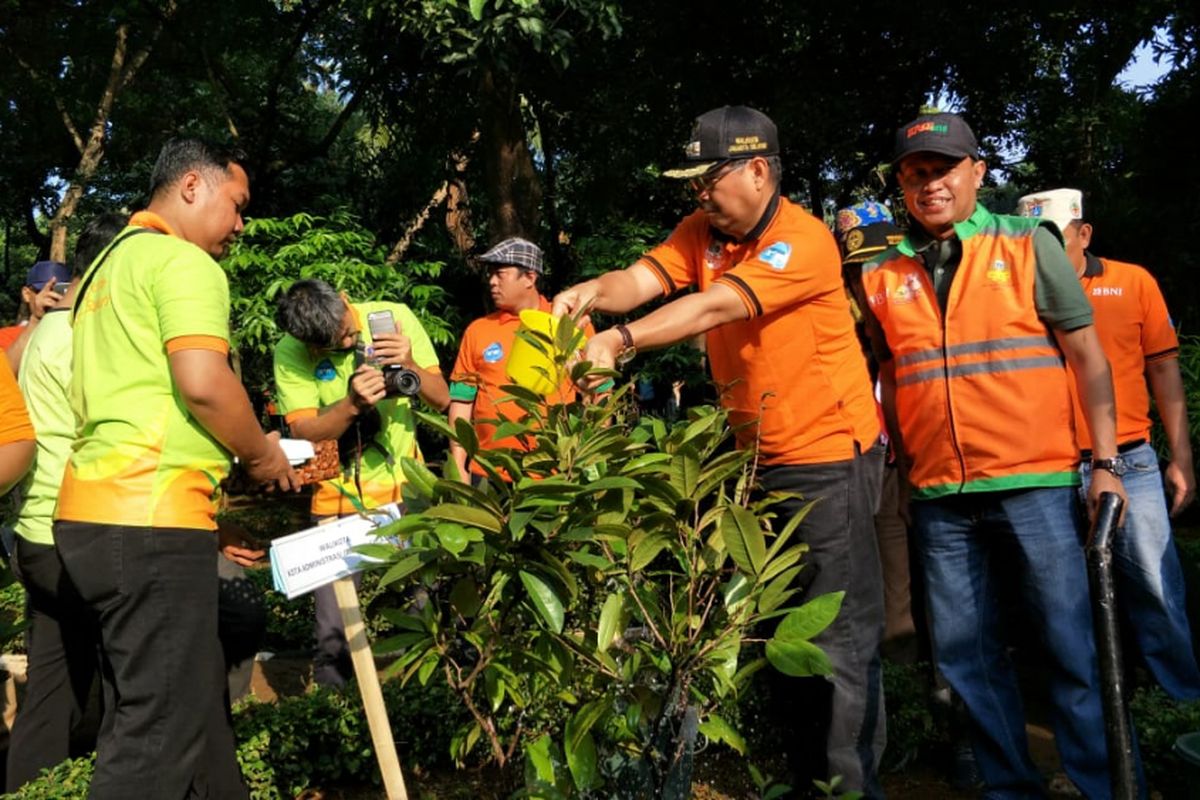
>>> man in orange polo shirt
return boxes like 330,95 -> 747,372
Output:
449,237 -> 592,482
1018,188 -> 1200,701
553,106 -> 885,796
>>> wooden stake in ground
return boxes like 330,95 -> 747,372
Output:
332,575 -> 409,800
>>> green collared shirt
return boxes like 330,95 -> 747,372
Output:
900,204 -> 1093,331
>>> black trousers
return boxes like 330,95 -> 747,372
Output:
53,522 -> 247,800
5,538 -> 100,792
759,444 -> 887,799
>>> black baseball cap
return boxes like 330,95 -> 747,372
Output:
663,105 -> 779,179
892,112 -> 979,166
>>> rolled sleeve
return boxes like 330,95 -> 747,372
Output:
1033,226 -> 1093,331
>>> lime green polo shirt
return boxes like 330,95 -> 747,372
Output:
273,301 -> 438,517
56,221 -> 235,530
15,309 -> 73,545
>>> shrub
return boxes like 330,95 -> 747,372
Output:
1130,685 -> 1200,796
361,318 -> 841,798
13,681 -> 465,799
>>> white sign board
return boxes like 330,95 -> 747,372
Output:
270,504 -> 402,599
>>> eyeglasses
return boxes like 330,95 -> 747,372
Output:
689,159 -> 748,195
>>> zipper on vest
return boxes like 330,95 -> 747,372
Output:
934,274 -> 968,493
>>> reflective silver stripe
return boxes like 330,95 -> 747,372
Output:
897,355 -> 1065,387
895,335 -> 1058,368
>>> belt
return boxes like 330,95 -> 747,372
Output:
1080,439 -> 1146,460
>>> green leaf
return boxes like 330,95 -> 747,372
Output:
669,445 -> 701,497
564,729 -> 596,791
629,531 -> 669,571
597,591 -> 625,651
766,637 -> 833,677
449,577 -> 481,617
484,668 -> 505,712
520,570 -> 565,633
698,713 -> 746,754
422,503 -> 502,533
525,733 -> 558,789
434,523 -> 482,556
399,457 -> 438,498
757,565 -> 803,615
379,554 -> 424,587
721,505 -> 766,576
776,591 -> 844,641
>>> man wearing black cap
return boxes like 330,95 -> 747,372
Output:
554,106 -> 886,796
857,112 -> 1126,798
449,237 -> 594,483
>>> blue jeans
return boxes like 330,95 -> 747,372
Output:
912,487 -> 1112,799
1081,442 -> 1200,700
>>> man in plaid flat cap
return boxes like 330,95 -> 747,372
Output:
448,237 -> 594,482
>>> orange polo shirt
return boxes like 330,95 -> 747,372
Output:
450,296 -> 593,476
1070,254 -> 1179,450
0,356 -> 34,446
639,194 -> 878,465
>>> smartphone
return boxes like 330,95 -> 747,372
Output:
367,310 -> 397,339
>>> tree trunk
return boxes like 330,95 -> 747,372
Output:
478,62 -> 541,240
39,5 -> 174,262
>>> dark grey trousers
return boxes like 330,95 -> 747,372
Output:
759,443 -> 887,799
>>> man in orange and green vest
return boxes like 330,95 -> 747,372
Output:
858,112 -> 1128,798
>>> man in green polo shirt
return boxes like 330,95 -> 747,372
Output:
274,277 -> 448,686
4,212 -> 126,792
54,139 -> 297,799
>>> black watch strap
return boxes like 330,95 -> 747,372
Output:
616,324 -> 634,350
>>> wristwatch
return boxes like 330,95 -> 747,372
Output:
1090,456 -> 1127,477
614,324 -> 637,366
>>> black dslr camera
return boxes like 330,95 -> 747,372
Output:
365,310 -> 422,398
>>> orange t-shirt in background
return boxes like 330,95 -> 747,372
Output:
0,356 -> 35,446
1069,254 -> 1179,451
639,194 -> 878,465
451,296 -> 594,476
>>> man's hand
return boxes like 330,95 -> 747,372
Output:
349,364 -> 386,410
577,328 -> 623,388
32,279 -> 66,320
244,430 -> 301,491
1087,467 -> 1128,523
1164,459 -> 1196,517
370,330 -> 413,368
551,280 -> 599,329
217,520 -> 266,566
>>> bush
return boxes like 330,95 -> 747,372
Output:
1130,686 -> 1200,796
13,680 -> 466,799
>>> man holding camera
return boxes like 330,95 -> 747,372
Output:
274,278 -> 448,686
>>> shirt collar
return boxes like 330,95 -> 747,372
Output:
496,294 -> 549,323
128,210 -> 177,237
898,203 -> 992,257
1083,252 -> 1104,277
710,189 -> 782,244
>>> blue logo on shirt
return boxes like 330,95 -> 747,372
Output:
483,342 -> 504,363
758,241 -> 792,271
315,359 -> 337,381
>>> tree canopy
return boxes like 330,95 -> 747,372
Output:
2,0 -> 1195,325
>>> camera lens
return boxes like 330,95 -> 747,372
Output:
383,366 -> 422,397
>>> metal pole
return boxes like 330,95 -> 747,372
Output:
1085,491 -> 1137,800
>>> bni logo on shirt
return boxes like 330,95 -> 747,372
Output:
758,241 -> 792,271
483,342 -> 504,363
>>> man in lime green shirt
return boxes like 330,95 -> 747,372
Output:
274,277 -> 448,686
4,213 -> 125,791
54,139 -> 297,799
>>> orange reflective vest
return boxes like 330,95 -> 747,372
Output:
861,205 -> 1079,499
